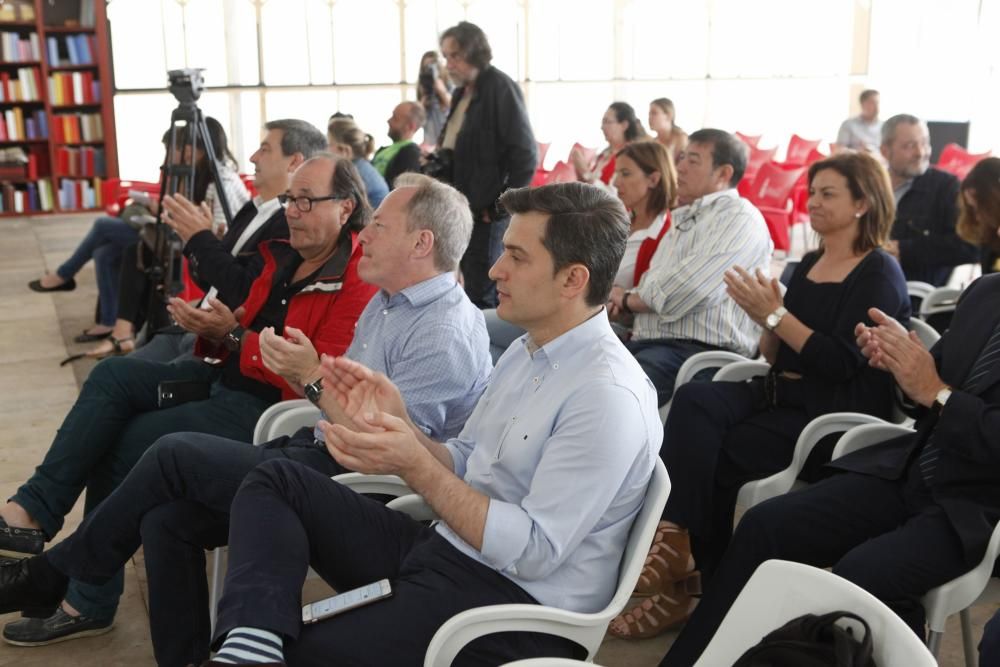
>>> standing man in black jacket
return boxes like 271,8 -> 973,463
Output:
881,113 -> 978,286
437,21 -> 537,308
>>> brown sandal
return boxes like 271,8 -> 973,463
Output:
60,336 -> 135,366
633,522 -> 696,596
608,575 -> 701,640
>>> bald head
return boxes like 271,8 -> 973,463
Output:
388,102 -> 426,142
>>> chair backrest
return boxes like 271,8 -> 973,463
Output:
936,143 -> 992,180
568,143 -> 597,171
906,280 -> 935,302
693,560 -> 937,667
743,146 -> 777,182
785,134 -> 822,165
735,131 -> 762,147
746,162 -> 806,208
536,141 -> 551,169
909,317 -> 941,349
544,160 -> 577,186
606,458 -> 671,620
919,285 -> 962,319
252,399 -> 319,445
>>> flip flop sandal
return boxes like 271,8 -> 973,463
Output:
608,574 -> 701,640
633,524 -> 696,596
60,336 -> 135,366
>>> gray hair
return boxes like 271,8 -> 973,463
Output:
263,119 -> 328,159
394,173 -> 472,272
881,114 -> 925,146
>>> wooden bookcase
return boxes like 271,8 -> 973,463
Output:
0,0 -> 117,216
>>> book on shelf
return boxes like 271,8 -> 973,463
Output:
45,34 -> 95,67
48,71 -> 99,105
58,176 -> 103,210
51,112 -> 101,143
1,31 -> 41,63
0,67 -> 42,102
56,145 -> 104,178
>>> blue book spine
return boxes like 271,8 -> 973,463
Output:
65,36 -> 79,65
36,109 -> 47,138
46,36 -> 59,66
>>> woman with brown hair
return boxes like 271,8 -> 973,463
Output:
649,97 -> 688,163
571,101 -> 646,188
610,151 -> 911,639
328,117 -> 389,208
956,157 -> 1000,275
612,141 -> 678,289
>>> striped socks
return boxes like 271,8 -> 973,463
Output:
212,627 -> 285,665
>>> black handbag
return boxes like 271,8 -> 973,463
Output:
732,611 -> 877,667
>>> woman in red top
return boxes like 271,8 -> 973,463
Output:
571,101 -> 646,188
612,141 -> 678,290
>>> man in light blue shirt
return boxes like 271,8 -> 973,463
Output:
0,175 -> 493,666
193,182 -> 662,665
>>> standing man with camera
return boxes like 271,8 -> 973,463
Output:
436,21 -> 537,308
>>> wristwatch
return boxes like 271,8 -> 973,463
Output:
620,290 -> 635,316
764,306 -> 788,331
931,385 -> 953,415
222,325 -> 245,352
303,378 -> 324,405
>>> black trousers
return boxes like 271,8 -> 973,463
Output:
45,429 -> 342,667
216,459 -> 576,667
660,380 -> 810,576
659,469 -> 971,667
461,214 -> 508,308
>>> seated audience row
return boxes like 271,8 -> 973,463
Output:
0,180 -> 659,667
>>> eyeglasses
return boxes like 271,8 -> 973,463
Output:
277,193 -> 347,213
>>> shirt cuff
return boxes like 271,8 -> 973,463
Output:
443,440 -> 469,479
479,498 -> 532,575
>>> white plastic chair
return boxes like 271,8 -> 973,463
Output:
906,280 -> 935,303
922,522 -> 1000,666
660,350 -> 753,421
251,398 -> 318,445
692,560 -> 937,666
909,316 -> 941,349
918,285 -> 962,321
416,459 -> 671,667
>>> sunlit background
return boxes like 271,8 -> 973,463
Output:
107,0 -> 1000,180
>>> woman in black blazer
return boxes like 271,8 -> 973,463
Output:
610,151 -> 911,640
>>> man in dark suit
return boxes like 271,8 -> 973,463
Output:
660,273 -> 1000,666
881,113 -> 978,286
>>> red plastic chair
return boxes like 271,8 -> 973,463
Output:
735,132 -> 762,148
936,144 -> 992,181
785,134 -> 822,166
745,162 -> 806,252
536,142 -> 551,170
568,143 -> 598,177
738,146 -> 778,196
543,161 -> 577,185
102,178 -> 161,216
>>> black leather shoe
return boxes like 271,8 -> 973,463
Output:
0,559 -> 66,617
2,607 -> 112,646
0,517 -> 44,559
27,277 -> 76,293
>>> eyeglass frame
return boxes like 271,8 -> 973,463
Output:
277,193 -> 349,213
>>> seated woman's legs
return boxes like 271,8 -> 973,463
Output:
34,217 -> 135,291
86,242 -> 152,357
91,242 -> 124,329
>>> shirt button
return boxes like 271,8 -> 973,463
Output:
362,343 -> 367,349
553,363 -> 559,369
252,355 -> 258,361
281,299 -> 287,305
382,309 -> 389,315
533,377 -> 539,383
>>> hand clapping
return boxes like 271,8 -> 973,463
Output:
724,266 -> 782,326
855,307 -> 945,407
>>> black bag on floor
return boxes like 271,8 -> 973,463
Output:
732,610 -> 877,666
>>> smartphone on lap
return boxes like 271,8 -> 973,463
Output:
301,579 -> 393,624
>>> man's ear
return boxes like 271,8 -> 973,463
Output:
561,263 -> 591,300
338,196 -> 356,226
716,164 -> 735,188
412,229 -> 435,259
287,153 -> 305,172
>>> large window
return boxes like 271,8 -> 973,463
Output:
109,0 -> 997,180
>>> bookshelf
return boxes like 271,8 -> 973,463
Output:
0,0 -> 117,216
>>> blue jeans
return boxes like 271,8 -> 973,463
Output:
625,338 -> 722,407
11,356 -> 272,622
56,216 -> 138,326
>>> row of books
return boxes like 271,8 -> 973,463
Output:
52,112 -> 101,143
46,34 -> 96,67
55,145 -> 104,178
0,1 -> 35,23
58,176 -> 102,210
0,31 -> 40,63
48,71 -> 100,106
0,178 -> 54,213
0,107 -> 47,141
0,67 -> 41,102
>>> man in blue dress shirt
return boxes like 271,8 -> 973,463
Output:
186,182 -> 661,665
0,175 -> 493,666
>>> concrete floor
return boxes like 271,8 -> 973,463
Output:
0,212 -> 994,666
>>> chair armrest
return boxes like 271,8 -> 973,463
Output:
713,361 -> 769,382
252,399 -> 316,445
737,413 -> 890,510
831,422 -> 915,460
923,521 -> 1000,630
387,494 -> 440,522
333,473 -> 413,498
423,603 -> 601,667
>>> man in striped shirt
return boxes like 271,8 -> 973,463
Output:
609,129 -> 773,406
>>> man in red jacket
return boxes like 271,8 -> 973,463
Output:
0,154 -> 376,646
